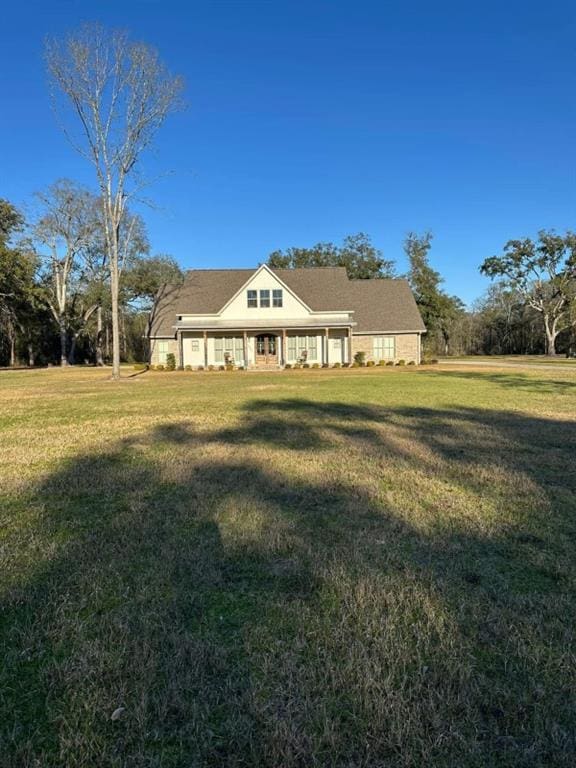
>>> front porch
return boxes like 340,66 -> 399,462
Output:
175,326 -> 354,369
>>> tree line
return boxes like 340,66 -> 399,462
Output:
3,201 -> 575,366
268,230 -> 576,357
0,187 -> 182,367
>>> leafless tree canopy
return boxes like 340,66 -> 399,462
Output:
45,23 -> 184,378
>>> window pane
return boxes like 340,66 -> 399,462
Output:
273,289 -> 283,307
234,338 -> 244,360
214,337 -> 224,363
260,289 -> 270,308
191,339 -> 199,351
287,336 -> 296,358
247,290 -> 257,308
308,336 -> 317,359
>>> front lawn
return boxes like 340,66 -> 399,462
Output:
1,365 -> 575,767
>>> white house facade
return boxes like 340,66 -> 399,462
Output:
148,265 -> 426,368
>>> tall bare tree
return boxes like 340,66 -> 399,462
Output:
45,23 -> 184,378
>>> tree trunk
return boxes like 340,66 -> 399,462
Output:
59,317 -> 68,366
543,315 -> 558,356
110,253 -> 121,379
96,304 -> 104,366
9,330 -> 16,368
28,343 -> 35,367
68,335 -> 77,365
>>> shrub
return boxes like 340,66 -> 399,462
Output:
352,362 -> 360,367
133,363 -> 148,371
354,351 -> 366,366
397,359 -> 406,366
322,363 -> 330,368
408,360 -> 415,365
386,360 -> 394,366
165,352 -> 176,371
184,364 -> 192,371
431,358 -> 439,364
208,365 -> 215,371
312,363 -> 320,369
302,363 -> 310,369
237,365 -> 245,371
332,362 -> 341,368
378,360 -> 386,366
284,363 -> 292,369
366,360 -> 375,367
155,364 -> 165,371
219,365 -> 225,371
197,365 -> 204,371
225,364 -> 234,371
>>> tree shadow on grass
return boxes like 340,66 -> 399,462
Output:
1,398 -> 576,767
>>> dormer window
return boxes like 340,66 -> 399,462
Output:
259,289 -> 270,308
247,290 -> 257,308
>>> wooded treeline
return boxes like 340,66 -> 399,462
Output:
2,209 -> 575,367
0,189 -> 182,367
268,230 -> 576,358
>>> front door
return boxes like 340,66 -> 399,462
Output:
255,334 -> 278,366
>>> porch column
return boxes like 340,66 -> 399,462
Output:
243,330 -> 248,369
203,331 -> 208,368
178,330 -> 183,368
348,326 -> 352,364
325,327 -> 329,366
282,329 -> 287,366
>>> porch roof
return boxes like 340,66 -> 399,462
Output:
174,318 -> 356,331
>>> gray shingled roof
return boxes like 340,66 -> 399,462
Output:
148,267 -> 425,336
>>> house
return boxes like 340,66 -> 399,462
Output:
147,265 -> 426,368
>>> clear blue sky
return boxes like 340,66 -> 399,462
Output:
1,0 -> 575,305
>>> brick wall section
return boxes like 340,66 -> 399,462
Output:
150,338 -> 178,366
351,333 -> 420,363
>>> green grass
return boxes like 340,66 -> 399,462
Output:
1,365 -> 575,767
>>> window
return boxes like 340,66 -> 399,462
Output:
307,335 -> 317,360
247,287 -> 283,307
214,337 -> 224,363
191,339 -> 200,352
157,340 -> 168,364
215,337 -> 244,364
373,336 -> 395,360
287,335 -> 318,361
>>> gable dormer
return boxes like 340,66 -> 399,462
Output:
218,264 -> 313,320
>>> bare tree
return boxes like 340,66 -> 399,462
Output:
33,179 -> 100,365
45,23 -> 184,379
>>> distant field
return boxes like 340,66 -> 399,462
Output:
1,365 -> 575,767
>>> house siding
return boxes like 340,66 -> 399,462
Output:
352,333 -> 421,363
